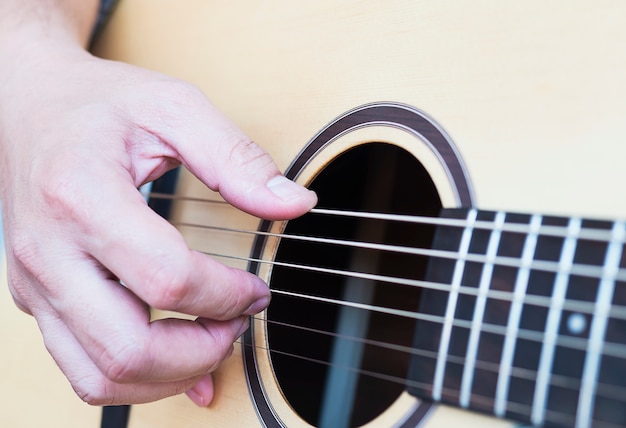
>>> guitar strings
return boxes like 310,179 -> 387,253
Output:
192,248 -> 626,382
150,192 -> 626,426
146,194 -> 626,320
200,245 -> 626,402
154,192 -> 626,284
149,192 -> 626,242
152,195 -> 626,353
269,286 -> 625,356
203,248 -> 626,321
255,317 -> 626,395
227,326 -> 625,428
176,221 -> 626,283
193,237 -> 626,323
232,318 -> 626,403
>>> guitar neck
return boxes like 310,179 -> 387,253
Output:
408,208 -> 626,427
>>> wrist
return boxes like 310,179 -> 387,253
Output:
0,1 -> 99,65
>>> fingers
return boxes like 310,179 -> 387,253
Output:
2,62 -> 316,406
129,84 -> 317,221
31,261 -> 248,403
66,167 -> 269,319
10,232 -> 248,403
35,307 -> 220,405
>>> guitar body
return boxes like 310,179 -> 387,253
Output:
94,1 -> 626,427
3,1 -> 624,427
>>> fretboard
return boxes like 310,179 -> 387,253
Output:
407,208 -> 626,428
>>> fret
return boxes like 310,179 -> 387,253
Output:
460,211 -> 506,408
495,213 -> 542,417
595,306 -> 626,427
577,221 -> 625,427
407,208 -> 626,427
432,208 -> 477,401
593,236 -> 626,426
532,217 -> 582,425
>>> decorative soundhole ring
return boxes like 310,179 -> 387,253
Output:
243,102 -> 474,427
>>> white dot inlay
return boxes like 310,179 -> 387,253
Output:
567,312 -> 587,335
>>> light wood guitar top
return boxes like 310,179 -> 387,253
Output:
2,1 -> 626,427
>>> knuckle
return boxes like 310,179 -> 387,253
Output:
7,282 -> 32,315
99,337 -> 149,384
154,80 -> 207,115
40,166 -> 89,223
227,136 -> 273,171
9,234 -> 52,301
72,376 -> 115,406
211,280 -> 245,320
164,80 -> 204,102
142,256 -> 192,311
11,231 -> 40,272
9,231 -> 63,303
209,332 -> 235,365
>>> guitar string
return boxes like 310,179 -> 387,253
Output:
187,243 -> 626,419
175,221 -> 626,283
241,316 -> 626,400
148,193 -> 626,320
230,340 -> 567,426
181,212 -> 626,353
229,337 -> 624,428
199,250 -> 626,357
198,247 -> 626,322
157,192 -> 626,282
149,192 -> 626,241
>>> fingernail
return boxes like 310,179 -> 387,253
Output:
186,375 -> 214,407
266,175 -> 308,202
186,387 -> 206,407
244,295 -> 271,315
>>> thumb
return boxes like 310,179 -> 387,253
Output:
205,136 -> 318,221
144,88 -> 317,220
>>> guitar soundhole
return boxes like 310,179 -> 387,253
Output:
266,142 -> 442,427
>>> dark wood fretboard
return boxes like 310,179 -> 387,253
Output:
407,208 -> 626,428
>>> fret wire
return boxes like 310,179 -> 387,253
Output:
495,214 -> 542,417
204,251 -> 626,320
433,208 -> 476,402
577,220 -> 626,428
533,217 -> 581,426
460,211 -> 505,408
149,191 -> 625,242
177,221 -> 626,282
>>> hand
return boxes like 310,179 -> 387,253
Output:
0,42 -> 316,406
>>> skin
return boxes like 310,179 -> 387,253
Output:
0,0 -> 317,407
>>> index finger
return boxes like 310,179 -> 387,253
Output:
76,167 -> 270,319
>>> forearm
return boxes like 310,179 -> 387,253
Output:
0,0 -> 99,54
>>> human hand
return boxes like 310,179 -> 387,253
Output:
0,41 -> 316,406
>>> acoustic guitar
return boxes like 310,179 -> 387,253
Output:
3,1 -> 626,427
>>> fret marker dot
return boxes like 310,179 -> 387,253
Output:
567,313 -> 587,335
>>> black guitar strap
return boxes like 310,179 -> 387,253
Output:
101,406 -> 130,428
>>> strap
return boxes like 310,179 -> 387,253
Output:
90,0 -> 119,46
101,405 -> 130,428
